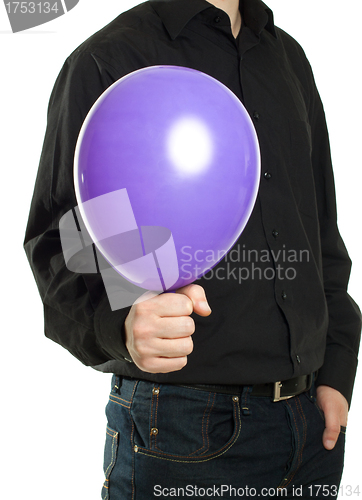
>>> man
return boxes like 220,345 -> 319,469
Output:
24,0 -> 361,497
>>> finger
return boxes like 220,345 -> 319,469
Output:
322,409 -> 341,450
153,336 -> 194,357
135,355 -> 188,374
176,284 -> 212,316
155,315 -> 195,338
132,330 -> 194,358
137,291 -> 194,317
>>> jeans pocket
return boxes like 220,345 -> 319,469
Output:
101,426 -> 119,500
314,400 -> 326,422
303,386 -> 325,422
131,384 -> 241,462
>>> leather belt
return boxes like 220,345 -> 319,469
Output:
179,373 -> 314,402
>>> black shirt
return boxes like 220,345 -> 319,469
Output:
24,0 -> 361,406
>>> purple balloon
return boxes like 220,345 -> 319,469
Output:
74,66 -> 260,291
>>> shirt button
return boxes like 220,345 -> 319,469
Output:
281,291 -> 287,300
264,172 -> 272,180
272,229 -> 279,238
214,16 -> 221,23
253,111 -> 260,120
296,355 -> 301,364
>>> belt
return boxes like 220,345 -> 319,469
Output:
179,373 -> 314,402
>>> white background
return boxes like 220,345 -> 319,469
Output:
0,0 -> 361,498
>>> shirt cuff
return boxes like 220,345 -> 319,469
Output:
315,345 -> 358,408
93,295 -> 133,362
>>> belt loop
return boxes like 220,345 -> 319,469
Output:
309,372 -> 317,400
112,374 -> 123,394
241,385 -> 252,416
117,375 -> 123,389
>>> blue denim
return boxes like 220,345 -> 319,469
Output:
101,376 -> 346,499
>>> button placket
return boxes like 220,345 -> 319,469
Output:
254,114 -> 274,186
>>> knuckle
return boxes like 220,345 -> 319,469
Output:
185,337 -> 194,355
132,301 -> 144,313
132,323 -> 145,339
329,424 -> 341,434
184,316 -> 195,333
159,293 -> 179,311
133,335 -> 155,357
189,283 -> 205,299
167,293 -> 193,315
134,298 -> 158,316
134,341 -> 148,357
181,296 -> 193,315
132,308 -> 144,325
179,336 -> 193,355
133,319 -> 157,340
133,303 -> 149,319
137,354 -> 163,373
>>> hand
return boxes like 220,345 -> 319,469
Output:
316,384 -> 349,450
124,284 -> 211,373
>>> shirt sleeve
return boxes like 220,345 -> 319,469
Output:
24,49 -> 132,366
305,61 -> 361,407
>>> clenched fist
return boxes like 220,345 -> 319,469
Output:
124,284 -> 211,373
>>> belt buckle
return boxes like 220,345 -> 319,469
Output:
273,381 -> 294,402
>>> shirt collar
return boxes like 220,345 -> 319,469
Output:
149,0 -> 277,40
241,0 -> 276,38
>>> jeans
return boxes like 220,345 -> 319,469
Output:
101,376 -> 346,499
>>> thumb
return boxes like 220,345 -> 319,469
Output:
322,410 -> 340,450
176,284 -> 212,317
